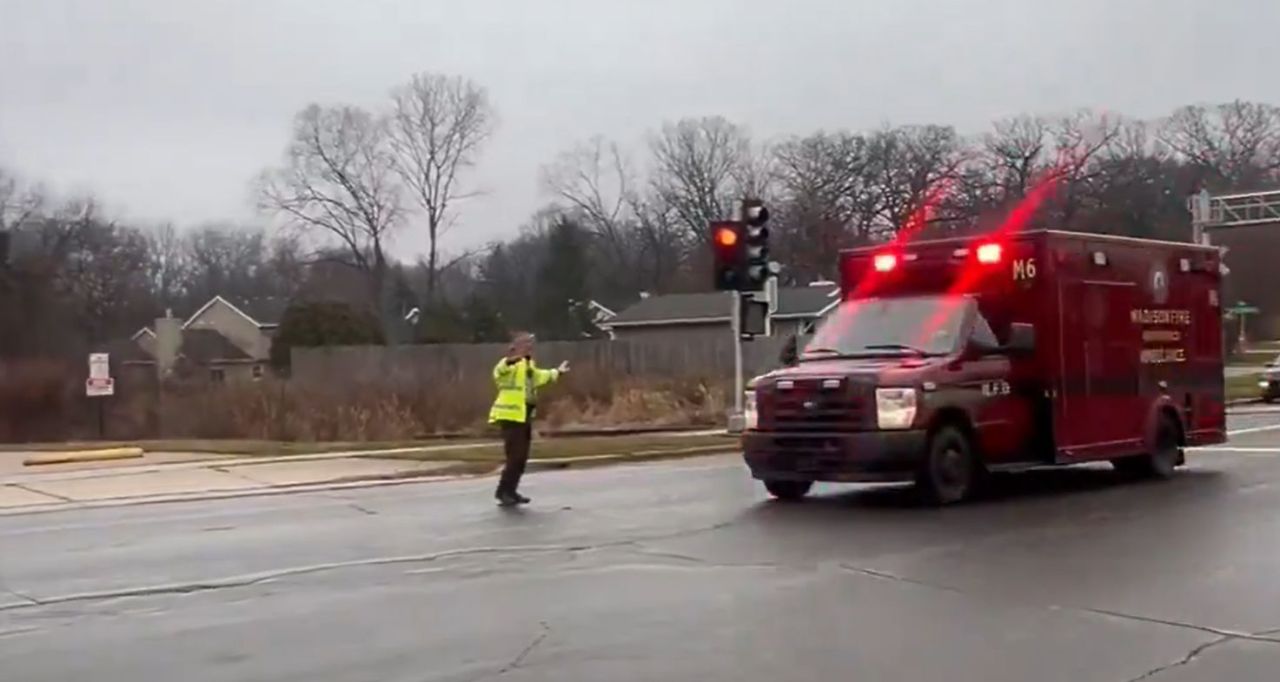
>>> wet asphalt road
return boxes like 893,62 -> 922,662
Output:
5,410 -> 1280,681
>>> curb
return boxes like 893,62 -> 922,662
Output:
538,426 -> 722,438
22,447 -> 145,467
527,445 -> 733,472
0,448 -> 735,517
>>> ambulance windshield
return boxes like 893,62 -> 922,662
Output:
802,295 -> 971,359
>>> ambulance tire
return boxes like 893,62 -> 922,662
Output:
917,425 -> 977,505
1113,416 -> 1181,480
764,480 -> 813,501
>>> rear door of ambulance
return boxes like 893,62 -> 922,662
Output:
1052,236 -> 1146,461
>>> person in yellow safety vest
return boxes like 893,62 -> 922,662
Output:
489,332 -> 570,506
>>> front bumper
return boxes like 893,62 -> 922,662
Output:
742,429 -> 928,483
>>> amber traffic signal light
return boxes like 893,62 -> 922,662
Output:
711,221 -> 746,290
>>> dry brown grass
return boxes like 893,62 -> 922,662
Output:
0,357 -> 729,444
539,373 -> 728,431
0,358 -> 79,441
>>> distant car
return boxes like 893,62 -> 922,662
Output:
1262,356 -> 1280,403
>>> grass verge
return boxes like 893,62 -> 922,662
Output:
1228,351 -> 1278,366
1228,373 -> 1266,402
363,433 -> 736,464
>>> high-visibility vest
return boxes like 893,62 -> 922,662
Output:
488,358 -> 560,424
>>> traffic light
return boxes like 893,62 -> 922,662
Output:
710,220 -> 746,290
742,200 -> 771,291
0,230 -> 9,266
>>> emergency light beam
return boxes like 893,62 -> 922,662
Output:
808,179 -> 957,353
848,179 -> 956,299
913,157 -> 1074,344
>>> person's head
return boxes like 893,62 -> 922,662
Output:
509,331 -> 535,358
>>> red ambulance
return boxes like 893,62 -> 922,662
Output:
743,230 -> 1227,504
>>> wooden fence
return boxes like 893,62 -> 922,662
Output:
293,336 -> 797,387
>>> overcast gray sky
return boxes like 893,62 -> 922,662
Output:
2,0 -> 1275,258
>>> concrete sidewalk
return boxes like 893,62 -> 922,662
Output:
0,430 -> 732,513
0,454 -> 469,512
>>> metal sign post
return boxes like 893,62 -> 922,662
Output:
86,353 -> 114,438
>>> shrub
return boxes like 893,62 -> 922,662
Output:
0,359 -> 76,441
270,301 -> 386,371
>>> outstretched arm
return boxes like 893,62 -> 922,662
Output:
494,358 -> 519,385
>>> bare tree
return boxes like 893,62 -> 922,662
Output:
1048,110 -> 1122,227
259,104 -> 403,320
649,117 -> 761,243
1,168 -> 45,266
628,192 -> 689,293
771,131 -> 876,278
0,167 -> 44,233
980,115 -> 1050,199
145,223 -> 191,312
63,222 -> 152,342
865,125 -> 968,238
1159,101 -> 1280,190
388,73 -> 495,302
542,137 -> 634,250
540,136 -> 647,292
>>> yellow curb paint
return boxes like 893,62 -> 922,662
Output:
22,448 -> 145,467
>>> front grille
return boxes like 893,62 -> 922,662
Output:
761,379 -> 870,432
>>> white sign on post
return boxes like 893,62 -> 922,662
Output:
86,352 -> 114,397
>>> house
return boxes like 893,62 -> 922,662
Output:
125,296 -> 288,382
602,283 -> 841,343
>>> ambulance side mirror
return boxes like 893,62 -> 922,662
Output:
1004,323 -> 1036,355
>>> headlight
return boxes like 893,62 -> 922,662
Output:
743,391 -> 759,431
876,387 -> 918,430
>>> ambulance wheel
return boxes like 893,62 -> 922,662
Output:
1114,416 -> 1181,480
917,425 -> 977,505
764,480 -> 812,501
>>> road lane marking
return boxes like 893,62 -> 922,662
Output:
1228,407 -> 1280,415
1227,424 -> 1280,437
1193,447 -> 1280,454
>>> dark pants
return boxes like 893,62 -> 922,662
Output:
497,412 -> 533,496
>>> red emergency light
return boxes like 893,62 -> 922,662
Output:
976,242 -> 1003,264
873,253 -> 898,272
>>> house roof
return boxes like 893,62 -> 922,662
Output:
183,295 -> 288,330
229,296 -> 288,327
109,328 -> 253,366
102,337 -> 155,363
606,284 -> 840,327
179,329 -> 252,363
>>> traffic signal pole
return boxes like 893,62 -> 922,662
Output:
717,198 -> 774,432
731,290 -> 744,425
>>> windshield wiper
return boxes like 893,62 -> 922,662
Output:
798,347 -> 860,361
861,343 -> 930,355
